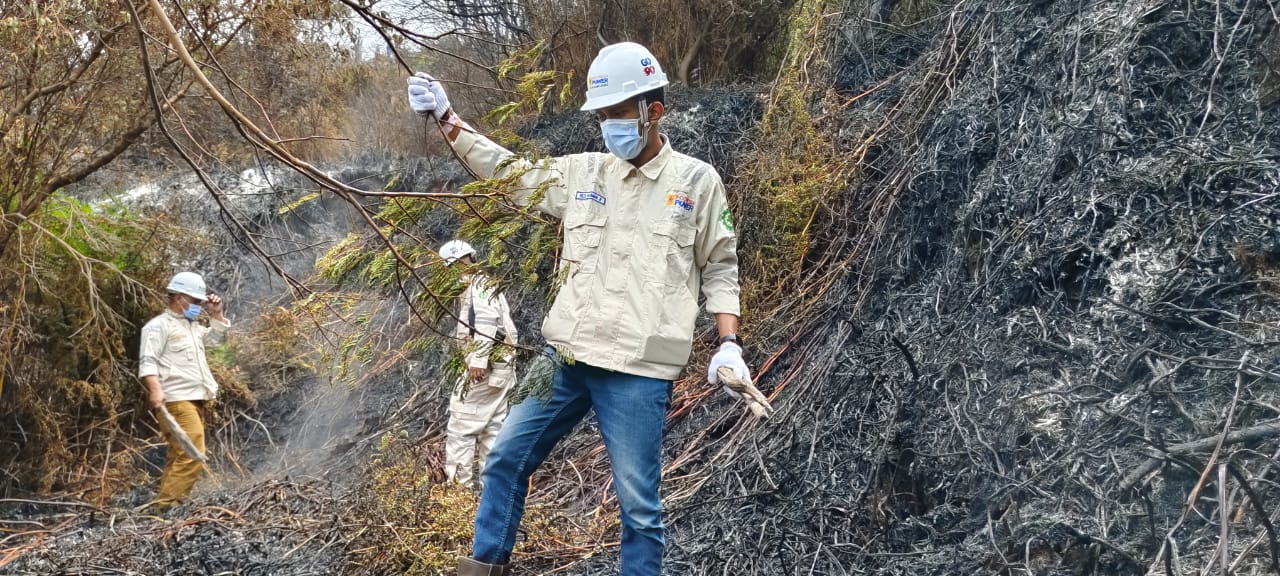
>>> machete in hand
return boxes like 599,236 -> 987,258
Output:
158,405 -> 208,463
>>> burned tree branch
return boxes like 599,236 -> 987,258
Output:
1123,421 -> 1280,490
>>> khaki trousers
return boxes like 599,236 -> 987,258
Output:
156,400 -> 206,506
445,365 -> 516,488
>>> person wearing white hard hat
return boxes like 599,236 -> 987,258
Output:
137,272 -> 229,509
408,42 -> 748,576
439,240 -> 520,489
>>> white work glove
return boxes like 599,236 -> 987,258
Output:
708,342 -> 773,418
707,342 -> 751,387
406,72 -> 451,120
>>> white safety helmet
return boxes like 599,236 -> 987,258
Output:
166,272 -> 208,301
581,42 -> 669,111
439,240 -> 476,265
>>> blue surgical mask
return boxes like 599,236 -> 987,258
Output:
183,303 -> 202,321
600,119 -> 645,160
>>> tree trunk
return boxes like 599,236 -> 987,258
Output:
0,217 -> 18,263
679,16 -> 713,84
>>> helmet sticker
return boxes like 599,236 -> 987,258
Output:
589,75 -> 609,88
640,57 -> 656,76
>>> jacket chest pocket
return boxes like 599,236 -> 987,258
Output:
565,210 -> 607,275
649,218 -> 696,286
170,338 -> 193,354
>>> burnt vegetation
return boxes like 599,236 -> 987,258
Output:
4,0 -> 1280,575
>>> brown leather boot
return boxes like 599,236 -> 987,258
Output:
458,557 -> 511,575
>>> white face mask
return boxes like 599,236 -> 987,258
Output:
600,118 -> 645,159
598,100 -> 653,160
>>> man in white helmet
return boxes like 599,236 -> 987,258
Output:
137,272 -> 229,508
407,42 -> 751,576
439,239 -> 520,489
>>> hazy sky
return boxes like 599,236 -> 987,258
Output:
337,1 -> 445,60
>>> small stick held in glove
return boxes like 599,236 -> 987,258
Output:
717,367 -> 775,418
159,405 -> 208,463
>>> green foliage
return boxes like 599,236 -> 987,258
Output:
0,194 -> 258,494
402,337 -> 436,354
558,70 -> 577,108
336,333 -> 364,384
232,305 -> 312,395
487,41 -> 575,125
359,250 -> 399,286
206,342 -> 238,367
375,197 -> 432,224
483,102 -> 521,126
315,233 -> 371,281
291,290 -> 376,383
348,432 -> 479,574
774,0 -> 829,72
731,10 -> 858,325
508,347 -> 564,405
307,124 -> 566,388
277,192 -> 321,215
347,431 -> 607,574
440,345 -> 469,396
496,41 -> 546,81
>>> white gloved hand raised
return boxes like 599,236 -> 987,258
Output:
406,72 -> 451,120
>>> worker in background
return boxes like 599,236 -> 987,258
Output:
408,42 -> 751,576
439,239 -> 520,490
138,272 -> 229,509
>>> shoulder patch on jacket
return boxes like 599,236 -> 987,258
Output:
575,191 -> 606,205
142,317 -> 166,335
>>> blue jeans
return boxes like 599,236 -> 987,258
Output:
472,358 -> 673,576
